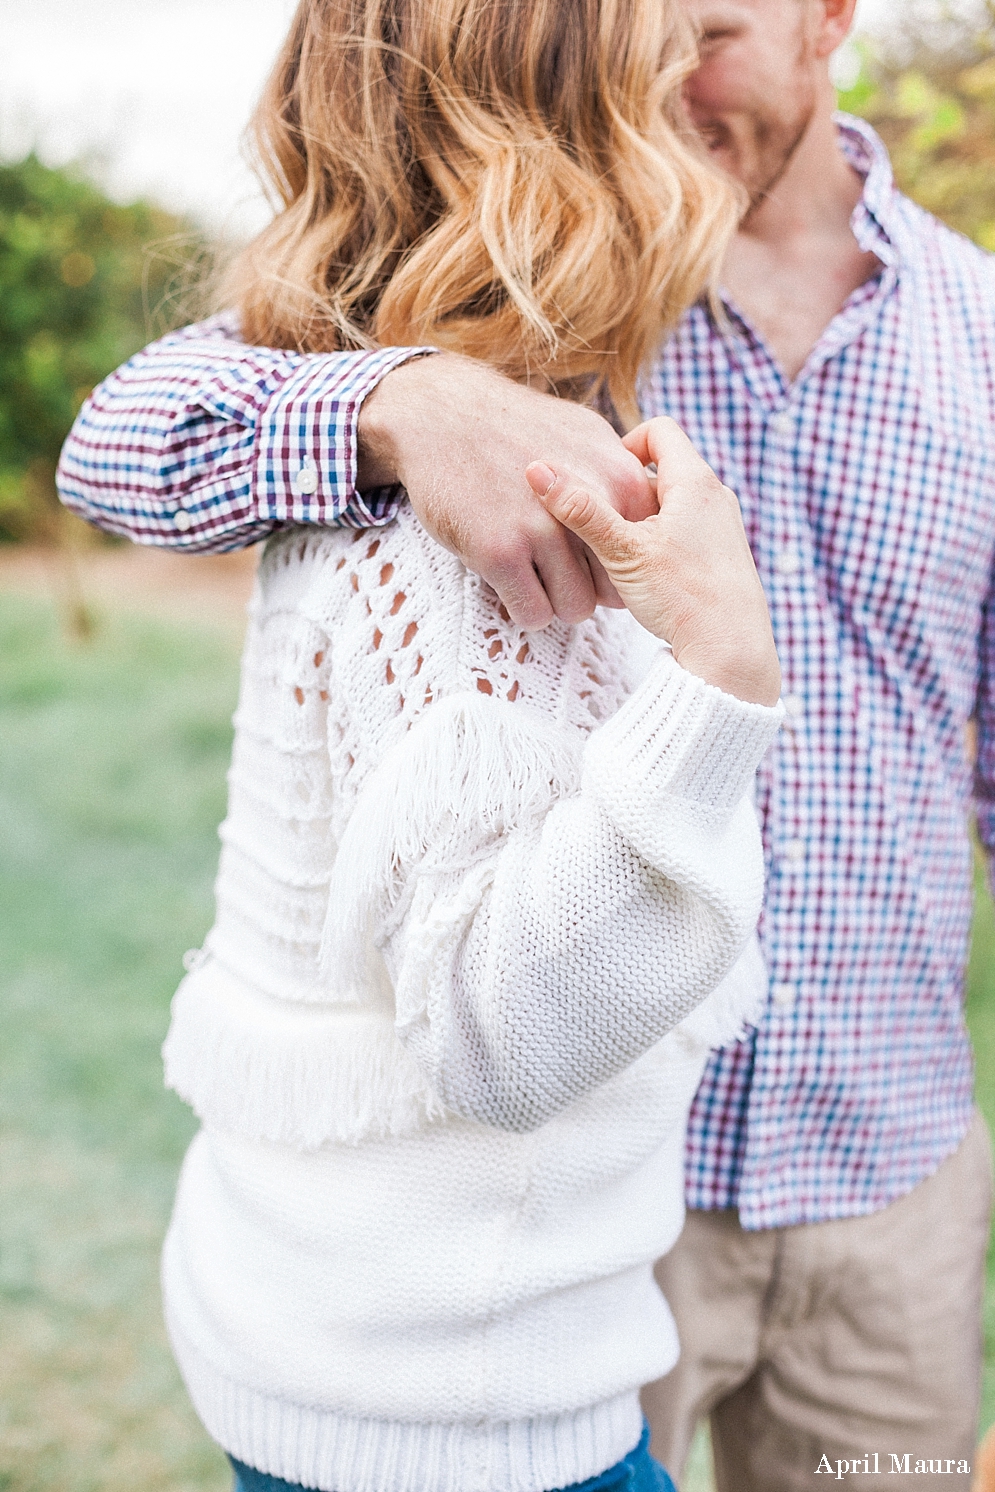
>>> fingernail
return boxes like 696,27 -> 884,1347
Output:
526,462 -> 557,497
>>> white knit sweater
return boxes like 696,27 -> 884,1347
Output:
161,514 -> 783,1492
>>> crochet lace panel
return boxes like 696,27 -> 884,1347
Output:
253,515 -> 636,837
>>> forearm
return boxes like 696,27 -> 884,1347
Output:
56,314 -> 434,551
412,793 -> 766,1130
338,653 -> 782,1131
57,317 -> 657,629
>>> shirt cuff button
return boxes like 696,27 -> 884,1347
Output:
174,509 -> 192,532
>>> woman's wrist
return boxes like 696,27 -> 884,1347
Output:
672,637 -> 781,708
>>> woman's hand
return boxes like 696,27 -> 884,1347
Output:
525,416 -> 781,707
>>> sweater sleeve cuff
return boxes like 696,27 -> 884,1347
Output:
584,648 -> 784,824
252,346 -> 438,528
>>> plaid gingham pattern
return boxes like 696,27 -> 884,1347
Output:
57,317 -> 431,549
57,120 -> 995,1229
653,118 -> 995,1227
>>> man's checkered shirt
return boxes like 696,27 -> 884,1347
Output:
58,119 -> 995,1228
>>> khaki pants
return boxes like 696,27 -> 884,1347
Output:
642,1109 -> 993,1491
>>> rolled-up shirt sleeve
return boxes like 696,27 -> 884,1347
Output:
56,314 -> 435,551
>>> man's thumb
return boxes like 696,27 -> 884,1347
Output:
525,463 -> 630,562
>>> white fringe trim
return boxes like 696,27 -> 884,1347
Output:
162,960 -> 446,1149
672,933 -> 767,1053
321,692 -> 581,992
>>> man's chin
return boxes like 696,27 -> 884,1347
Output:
699,133 -> 750,189
693,109 -> 814,210
696,125 -> 780,202
744,168 -> 786,212
704,142 -> 773,206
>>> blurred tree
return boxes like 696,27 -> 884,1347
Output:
838,0 -> 995,250
0,155 -> 203,544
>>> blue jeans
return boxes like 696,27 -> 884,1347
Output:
229,1422 -> 677,1492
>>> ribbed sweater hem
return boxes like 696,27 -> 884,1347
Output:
169,1317 -> 644,1492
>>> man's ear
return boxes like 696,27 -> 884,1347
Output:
814,0 -> 859,59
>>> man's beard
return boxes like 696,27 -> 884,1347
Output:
700,105 -> 814,211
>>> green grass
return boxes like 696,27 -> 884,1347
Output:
0,586 -> 993,1492
0,592 -> 236,1492
968,844 -> 995,1439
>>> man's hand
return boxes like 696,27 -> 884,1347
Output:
526,417 -> 781,707
357,353 -> 655,630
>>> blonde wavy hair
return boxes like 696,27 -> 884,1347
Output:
230,0 -> 741,423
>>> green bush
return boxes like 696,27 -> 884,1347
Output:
0,156 -> 200,544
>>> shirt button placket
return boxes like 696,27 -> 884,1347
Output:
782,693 -> 805,738
775,547 -> 803,578
293,458 -> 319,498
754,399 -> 808,1185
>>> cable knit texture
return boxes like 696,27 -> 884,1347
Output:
161,513 -> 783,1492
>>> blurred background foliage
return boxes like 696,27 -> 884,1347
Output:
0,156 -> 202,545
0,0 -> 990,555
0,1 -> 994,547
838,0 -> 995,248
0,7 -> 990,555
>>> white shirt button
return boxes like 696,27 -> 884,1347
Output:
775,548 -> 802,576
772,982 -> 795,1009
783,693 -> 804,718
768,410 -> 794,436
784,838 -> 805,862
174,509 -> 192,532
293,464 -> 319,497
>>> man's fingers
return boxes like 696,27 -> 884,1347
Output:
487,522 -> 618,625
477,504 -> 595,630
533,531 -> 599,625
525,463 -> 634,567
484,556 -> 556,631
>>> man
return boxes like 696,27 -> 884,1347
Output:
58,0 -> 995,1486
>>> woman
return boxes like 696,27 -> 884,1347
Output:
160,1 -> 782,1489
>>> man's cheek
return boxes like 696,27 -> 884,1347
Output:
685,56 -> 756,117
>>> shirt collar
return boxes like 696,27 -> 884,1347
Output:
710,117 -> 906,396
834,113 -> 905,268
